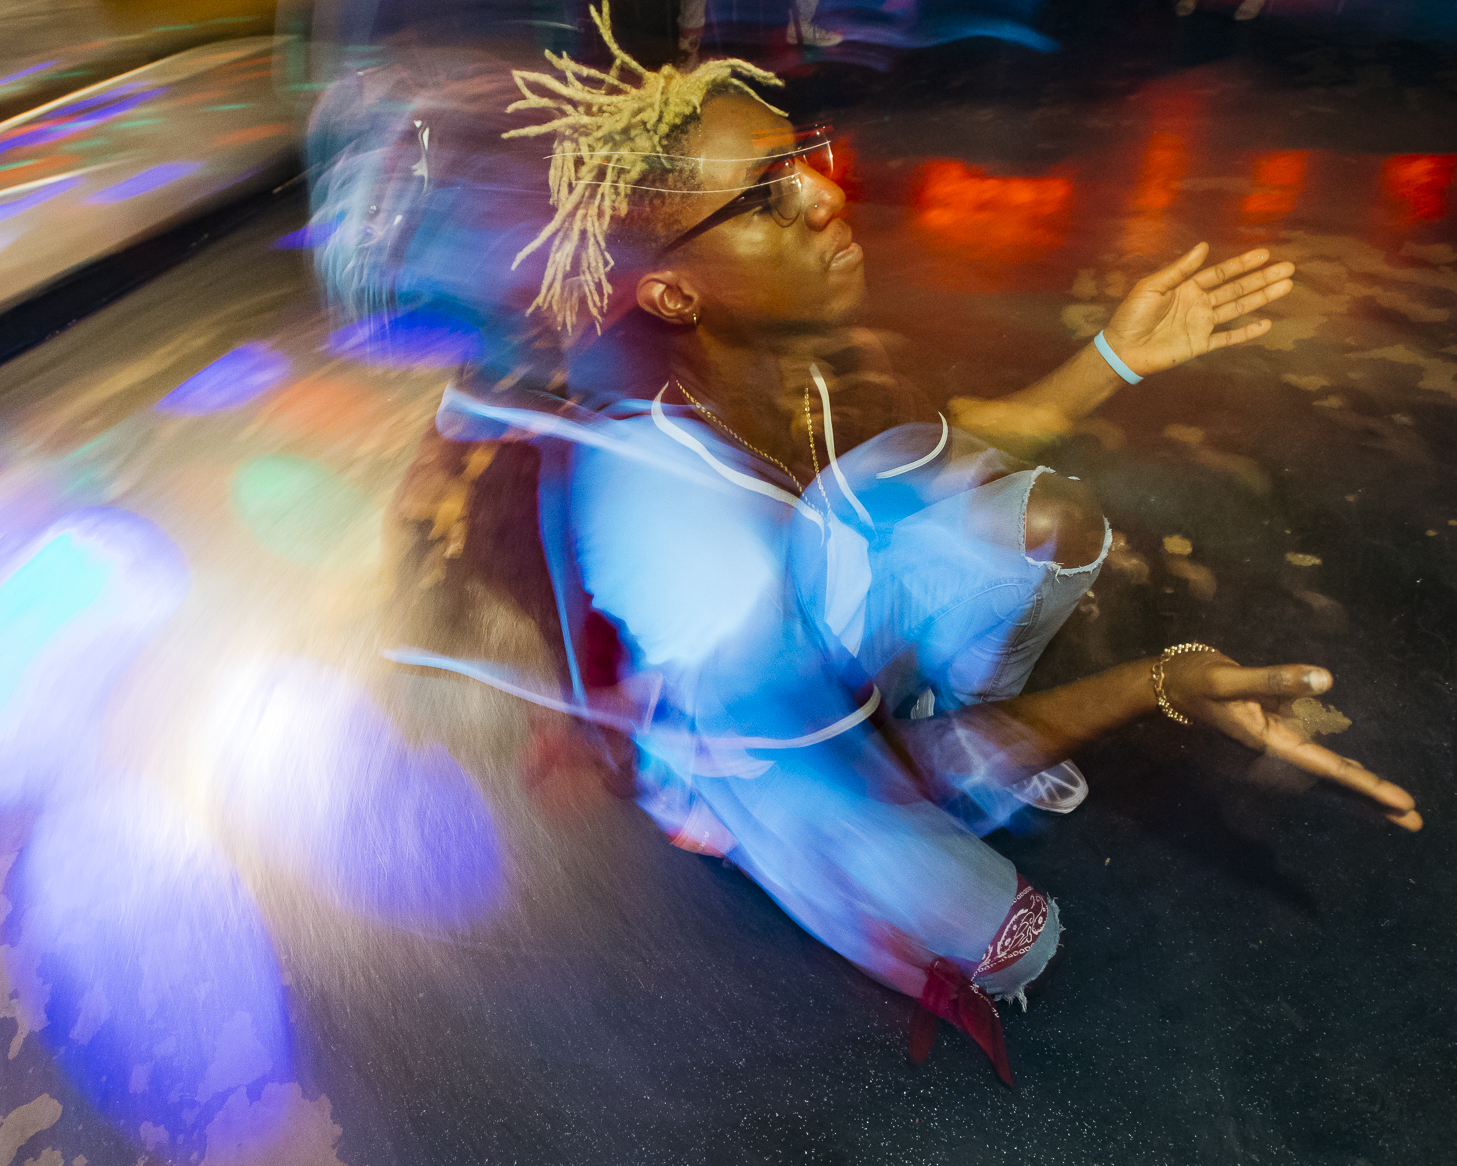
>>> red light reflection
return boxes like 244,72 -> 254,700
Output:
1131,131 -> 1187,214
1240,150 -> 1308,224
1119,130 -> 1186,256
913,161 -> 1073,264
259,375 -> 395,442
1381,155 -> 1456,223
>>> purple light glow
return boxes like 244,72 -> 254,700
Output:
0,175 -> 82,222
0,507 -> 287,1152
271,219 -> 339,250
0,88 -> 164,157
13,788 -> 291,1150
208,660 -> 505,931
85,160 -> 202,205
156,343 -> 291,416
0,61 -> 59,88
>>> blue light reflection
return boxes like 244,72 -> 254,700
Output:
155,343 -> 291,416
0,509 -> 189,807
328,308 -> 482,368
271,220 -> 339,250
0,176 -> 83,223
0,61 -> 59,89
12,789 -> 291,1152
86,160 -> 202,205
208,661 -> 505,931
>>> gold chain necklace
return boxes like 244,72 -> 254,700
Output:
676,380 -> 834,516
802,384 -> 831,512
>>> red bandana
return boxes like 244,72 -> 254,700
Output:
974,874 -> 1049,980
908,874 -> 1049,1087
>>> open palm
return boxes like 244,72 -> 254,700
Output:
1103,243 -> 1296,377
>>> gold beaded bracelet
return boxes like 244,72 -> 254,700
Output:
1151,642 -> 1218,726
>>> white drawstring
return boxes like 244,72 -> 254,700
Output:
809,363 -> 873,528
652,387 -> 825,530
876,413 -> 949,479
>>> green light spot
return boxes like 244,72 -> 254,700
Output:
51,69 -> 93,79
232,456 -> 372,567
62,138 -> 109,149
117,118 -> 163,128
0,535 -> 111,712
205,104 -> 252,111
0,159 -> 39,172
153,24 -> 198,31
284,83 -> 329,91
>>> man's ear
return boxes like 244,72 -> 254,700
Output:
636,270 -> 700,326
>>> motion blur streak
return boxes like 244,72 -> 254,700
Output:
10,789 -> 291,1156
155,343 -> 291,415
0,175 -> 82,221
0,62 -> 58,88
271,219 -> 338,249
0,508 -> 189,805
199,660 -> 505,931
327,307 -> 485,368
0,87 -> 166,157
85,159 -> 202,203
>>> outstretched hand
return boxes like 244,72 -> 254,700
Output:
1160,651 -> 1422,831
1102,243 -> 1295,377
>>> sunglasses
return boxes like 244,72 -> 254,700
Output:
659,125 -> 836,255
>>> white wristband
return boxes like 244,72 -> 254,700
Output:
1093,331 -> 1143,384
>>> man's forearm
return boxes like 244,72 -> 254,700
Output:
1003,341 -> 1129,429
890,659 -> 1162,798
949,342 -> 1129,451
993,658 -> 1160,762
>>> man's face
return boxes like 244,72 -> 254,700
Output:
663,94 -> 866,332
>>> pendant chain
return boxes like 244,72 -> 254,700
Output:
676,380 -> 833,517
802,385 -> 833,513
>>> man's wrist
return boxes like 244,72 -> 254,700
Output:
1066,340 -> 1129,413
1092,331 -> 1143,384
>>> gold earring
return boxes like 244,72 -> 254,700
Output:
691,311 -> 700,327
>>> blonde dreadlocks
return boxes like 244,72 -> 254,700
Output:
503,1 -> 785,334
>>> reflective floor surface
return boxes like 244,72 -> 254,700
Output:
0,14 -> 1454,1166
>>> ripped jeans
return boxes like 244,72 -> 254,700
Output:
576,415 -> 1107,1002
836,424 -> 1110,717
799,424 -> 1107,996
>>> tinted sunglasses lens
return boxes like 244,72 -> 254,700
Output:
799,139 -> 835,177
751,156 -> 797,225
767,175 -> 800,225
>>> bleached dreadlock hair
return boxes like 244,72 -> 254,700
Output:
502,1 -> 786,334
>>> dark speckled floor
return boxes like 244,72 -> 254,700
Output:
0,8 -> 1454,1166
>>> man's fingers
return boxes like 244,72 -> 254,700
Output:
1207,262 -> 1295,306
1206,319 -> 1273,350
1213,280 -> 1294,325
1146,242 -> 1210,292
1270,738 -> 1417,814
1208,663 -> 1332,700
1191,247 -> 1270,291
1200,662 -> 1422,829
